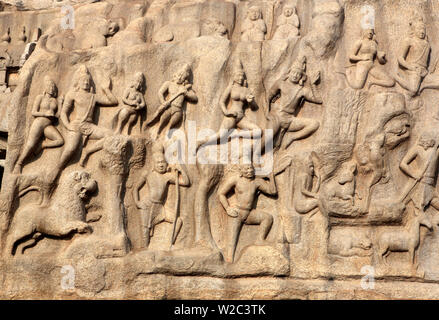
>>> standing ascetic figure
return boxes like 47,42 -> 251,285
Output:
147,64 -> 198,137
13,77 -> 64,174
197,64 -> 259,150
394,19 -> 431,97
112,72 -> 146,135
267,58 -> 322,150
55,66 -> 118,179
133,145 -> 190,248
218,163 -> 277,263
272,5 -> 300,40
241,6 -> 267,41
346,28 -> 395,90
399,133 -> 439,214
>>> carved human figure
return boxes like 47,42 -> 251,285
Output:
346,28 -> 395,89
272,5 -> 300,40
399,133 -> 439,214
0,49 -> 11,89
393,19 -> 431,96
267,58 -> 322,150
320,161 -> 359,217
112,72 -> 146,135
56,66 -> 118,177
133,145 -> 190,248
218,163 -> 277,263
147,64 -> 198,137
13,77 -> 64,174
197,65 -> 260,150
241,6 -> 267,41
294,154 -> 320,215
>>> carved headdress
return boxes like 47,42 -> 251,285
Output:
285,57 -> 307,84
72,65 -> 93,92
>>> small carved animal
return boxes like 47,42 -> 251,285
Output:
328,232 -> 372,257
377,208 -> 432,266
6,171 -> 97,255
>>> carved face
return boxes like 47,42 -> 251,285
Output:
418,135 -> 435,150
289,69 -> 302,83
234,72 -> 245,85
44,79 -> 56,97
284,7 -> 294,17
174,70 -> 188,85
364,29 -> 374,40
133,74 -> 144,91
413,22 -> 426,39
240,164 -> 255,179
154,157 -> 168,174
248,7 -> 261,21
72,171 -> 97,200
80,75 -> 91,91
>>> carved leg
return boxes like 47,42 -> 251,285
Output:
393,72 -> 421,97
282,118 -> 319,150
13,121 -> 46,174
227,218 -> 243,263
42,125 -> 64,149
197,117 -> 236,151
245,210 -> 273,245
127,113 -> 138,135
157,109 -> 172,136
79,139 -> 105,167
368,67 -> 395,89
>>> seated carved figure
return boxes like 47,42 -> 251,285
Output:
218,163 -> 277,263
393,19 -> 430,96
241,6 -> 267,41
197,64 -> 260,150
133,145 -> 190,248
294,154 -> 320,215
272,5 -> 300,40
112,72 -> 146,135
13,77 -> 64,174
6,171 -> 97,256
58,66 -> 118,173
345,28 -> 394,90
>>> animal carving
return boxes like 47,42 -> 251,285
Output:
377,207 -> 432,267
328,231 -> 372,257
6,171 -> 97,255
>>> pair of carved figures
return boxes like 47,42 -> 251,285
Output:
346,18 -> 439,96
241,4 -> 300,42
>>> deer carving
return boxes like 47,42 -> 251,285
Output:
377,207 -> 432,267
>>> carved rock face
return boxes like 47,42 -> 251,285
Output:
3,0 -> 439,300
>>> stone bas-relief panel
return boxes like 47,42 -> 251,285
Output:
2,0 -> 439,300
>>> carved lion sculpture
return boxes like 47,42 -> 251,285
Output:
6,171 -> 97,255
